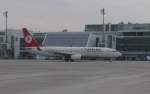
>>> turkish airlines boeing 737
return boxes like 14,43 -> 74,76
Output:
22,28 -> 121,61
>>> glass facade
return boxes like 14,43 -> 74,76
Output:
0,37 -> 4,43
116,37 -> 150,52
0,32 -> 5,35
85,23 -> 150,32
43,32 -> 89,47
85,25 -> 103,31
107,35 -> 113,48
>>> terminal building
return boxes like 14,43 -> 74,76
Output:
0,29 -> 20,58
85,23 -> 150,60
0,23 -> 150,60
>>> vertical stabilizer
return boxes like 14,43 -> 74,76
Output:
22,28 -> 41,49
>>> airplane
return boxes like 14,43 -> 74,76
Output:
22,28 -> 122,61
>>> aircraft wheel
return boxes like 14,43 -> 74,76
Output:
70,59 -> 74,62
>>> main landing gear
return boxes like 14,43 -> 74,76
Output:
64,56 -> 74,62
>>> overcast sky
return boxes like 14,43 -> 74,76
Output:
0,0 -> 150,32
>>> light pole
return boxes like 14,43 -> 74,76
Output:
3,11 -> 8,43
3,11 -> 8,57
100,8 -> 105,47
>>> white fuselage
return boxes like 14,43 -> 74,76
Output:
29,47 -> 121,58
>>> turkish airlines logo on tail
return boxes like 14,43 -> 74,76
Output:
25,35 -> 32,43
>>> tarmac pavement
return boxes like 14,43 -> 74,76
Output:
0,60 -> 150,94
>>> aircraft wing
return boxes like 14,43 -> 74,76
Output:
45,49 -> 72,57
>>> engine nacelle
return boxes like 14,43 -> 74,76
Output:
71,54 -> 82,60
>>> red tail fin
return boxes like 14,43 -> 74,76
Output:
22,28 -> 41,49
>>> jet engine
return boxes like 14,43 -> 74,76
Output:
71,54 -> 82,60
